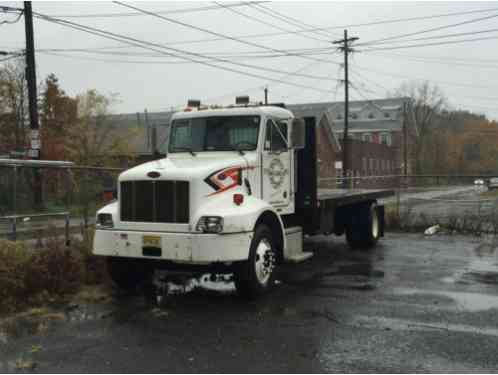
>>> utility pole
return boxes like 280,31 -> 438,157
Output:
144,108 -> 149,150
333,29 -> 358,188
24,1 -> 42,205
403,101 -> 408,178
264,86 -> 268,105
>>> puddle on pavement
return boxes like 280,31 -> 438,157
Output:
443,239 -> 498,286
395,287 -> 498,312
353,315 -> 498,337
281,262 -> 384,291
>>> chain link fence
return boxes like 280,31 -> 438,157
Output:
1,158 -> 497,241
0,159 -> 123,242
319,173 -> 498,234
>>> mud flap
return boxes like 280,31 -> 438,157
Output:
378,205 -> 385,237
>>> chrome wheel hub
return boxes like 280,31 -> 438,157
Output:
255,238 -> 275,285
371,207 -> 379,238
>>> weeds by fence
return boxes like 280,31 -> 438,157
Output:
0,228 -> 107,314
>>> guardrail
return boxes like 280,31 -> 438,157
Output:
0,212 -> 71,243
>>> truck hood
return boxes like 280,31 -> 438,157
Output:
119,152 -> 256,181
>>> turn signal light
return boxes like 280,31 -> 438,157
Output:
233,193 -> 244,206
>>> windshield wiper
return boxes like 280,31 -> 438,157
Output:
172,146 -> 196,156
210,145 -> 245,155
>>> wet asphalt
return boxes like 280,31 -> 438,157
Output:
2,232 -> 498,373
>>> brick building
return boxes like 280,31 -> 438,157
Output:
288,97 -> 415,177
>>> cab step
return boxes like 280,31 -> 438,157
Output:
284,226 -> 313,263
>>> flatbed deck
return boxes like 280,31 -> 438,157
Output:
317,188 -> 394,206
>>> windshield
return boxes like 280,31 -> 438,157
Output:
168,115 -> 260,153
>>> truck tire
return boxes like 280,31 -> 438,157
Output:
346,202 -> 380,250
234,224 -> 277,298
107,257 -> 152,292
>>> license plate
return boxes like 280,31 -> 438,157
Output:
143,235 -> 161,248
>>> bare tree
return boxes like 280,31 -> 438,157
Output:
393,80 -> 447,174
65,89 -> 136,226
0,60 -> 28,152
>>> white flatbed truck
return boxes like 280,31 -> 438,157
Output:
93,100 -> 393,297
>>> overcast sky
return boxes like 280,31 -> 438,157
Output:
1,1 -> 498,119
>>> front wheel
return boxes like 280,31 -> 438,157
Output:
234,224 -> 277,298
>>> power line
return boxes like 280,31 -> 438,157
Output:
42,2 -> 268,18
351,62 -> 497,90
363,51 -> 498,65
358,27 -> 498,47
33,11 -> 338,93
112,1 -> 339,66
349,80 -> 376,102
246,2 -> 340,40
0,54 -> 23,62
358,13 -> 498,47
36,46 -> 333,59
7,7 -> 498,52
81,6 -> 498,49
33,11 -> 337,81
350,68 -> 391,94
0,8 -> 23,25
363,51 -> 498,70
212,1 -> 330,44
359,35 -> 498,52
351,61 -> 498,106
37,49 -> 333,65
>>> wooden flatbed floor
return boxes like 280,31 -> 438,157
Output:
317,188 -> 394,206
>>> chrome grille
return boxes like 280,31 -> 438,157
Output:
120,180 -> 189,223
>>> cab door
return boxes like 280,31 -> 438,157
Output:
262,118 -> 293,213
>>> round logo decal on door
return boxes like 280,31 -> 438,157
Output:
264,158 -> 288,189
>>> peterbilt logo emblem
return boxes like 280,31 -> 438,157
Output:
264,158 -> 287,189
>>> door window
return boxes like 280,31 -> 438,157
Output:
265,119 -> 288,152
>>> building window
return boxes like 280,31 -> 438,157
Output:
362,157 -> 367,171
369,158 -> 374,170
380,132 -> 392,146
368,112 -> 375,119
362,133 -> 372,143
336,114 -> 342,120
384,112 -> 390,118
350,113 -> 358,119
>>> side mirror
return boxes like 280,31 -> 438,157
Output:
291,118 -> 305,149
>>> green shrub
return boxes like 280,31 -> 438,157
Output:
0,240 -> 31,313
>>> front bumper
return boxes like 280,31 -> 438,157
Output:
93,229 -> 253,264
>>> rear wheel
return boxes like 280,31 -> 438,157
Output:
107,257 -> 152,292
234,224 -> 277,298
346,202 -> 380,250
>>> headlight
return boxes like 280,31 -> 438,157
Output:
196,216 -> 223,233
97,213 -> 114,228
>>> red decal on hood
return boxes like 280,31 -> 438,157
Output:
204,165 -> 254,196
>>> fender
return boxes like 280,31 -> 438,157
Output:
193,193 -> 284,237
96,201 -> 118,221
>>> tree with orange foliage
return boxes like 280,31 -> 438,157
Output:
40,74 -> 77,160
